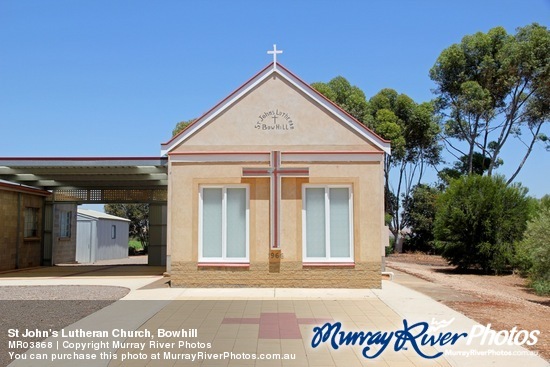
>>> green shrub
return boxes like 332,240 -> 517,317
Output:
129,238 -> 143,250
516,206 -> 550,295
531,280 -> 550,296
403,184 -> 440,253
386,236 -> 395,256
434,175 -> 529,273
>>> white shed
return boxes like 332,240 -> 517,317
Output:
76,209 -> 130,263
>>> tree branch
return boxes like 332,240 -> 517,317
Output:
507,121 -> 544,184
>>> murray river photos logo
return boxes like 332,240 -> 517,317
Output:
311,318 -> 540,359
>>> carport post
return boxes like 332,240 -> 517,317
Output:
148,203 -> 167,266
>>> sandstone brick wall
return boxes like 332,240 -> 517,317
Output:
170,261 -> 381,288
52,203 -> 77,264
0,189 -> 45,271
0,190 -> 19,271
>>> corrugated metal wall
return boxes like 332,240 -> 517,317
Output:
76,215 -> 128,263
95,219 -> 128,261
76,218 -> 94,263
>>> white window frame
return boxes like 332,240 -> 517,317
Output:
198,184 -> 250,263
302,184 -> 354,263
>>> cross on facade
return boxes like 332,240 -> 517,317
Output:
243,151 -> 308,249
267,44 -> 283,68
222,312 -> 332,339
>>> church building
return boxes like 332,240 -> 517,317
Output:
161,47 -> 391,288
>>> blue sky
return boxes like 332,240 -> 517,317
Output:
1,0 -> 549,197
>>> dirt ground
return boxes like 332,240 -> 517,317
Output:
386,253 -> 550,361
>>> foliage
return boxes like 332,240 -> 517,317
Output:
172,118 -> 196,137
104,204 -> 149,252
129,239 -> 143,250
430,23 -> 550,183
437,152 -> 498,188
434,175 -> 529,273
311,76 -> 370,122
515,200 -> 550,295
385,236 -> 395,257
312,79 -> 442,245
128,238 -> 143,255
531,280 -> 550,296
384,213 -> 393,226
540,194 -> 550,210
367,89 -> 441,242
402,184 -> 440,253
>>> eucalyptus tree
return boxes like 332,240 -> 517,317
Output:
366,89 -> 441,240
172,118 -> 196,137
313,78 -> 441,241
311,76 -> 370,122
430,23 -> 550,183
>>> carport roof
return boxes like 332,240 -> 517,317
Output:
0,157 -> 168,190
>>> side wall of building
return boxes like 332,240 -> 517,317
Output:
52,203 -> 78,264
0,189 -> 45,271
95,219 -> 129,261
0,190 -> 19,271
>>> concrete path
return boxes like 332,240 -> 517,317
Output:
2,266 -> 547,367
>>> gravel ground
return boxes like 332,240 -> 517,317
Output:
387,253 -> 550,362
0,285 -> 129,367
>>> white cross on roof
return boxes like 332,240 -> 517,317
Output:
267,44 -> 283,68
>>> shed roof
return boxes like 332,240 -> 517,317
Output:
77,208 -> 131,222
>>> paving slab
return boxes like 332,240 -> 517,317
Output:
1,266 -> 547,367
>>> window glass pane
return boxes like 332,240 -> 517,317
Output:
226,188 -> 246,258
24,208 -> 38,237
306,188 -> 326,257
60,212 -> 67,236
202,188 -> 223,258
330,188 -> 350,257
66,212 -> 72,237
60,211 -> 71,237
